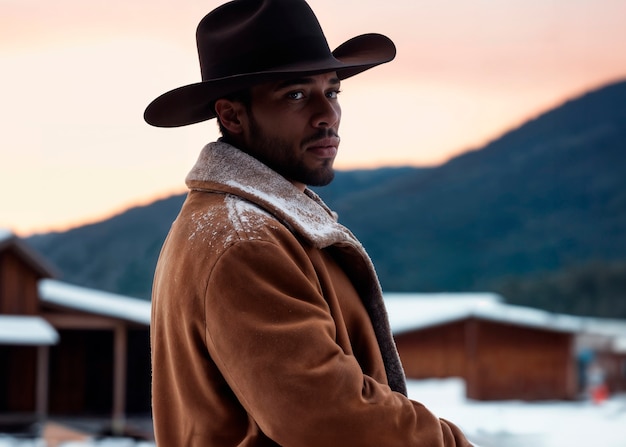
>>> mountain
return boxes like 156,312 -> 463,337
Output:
28,78 -> 626,317
28,195 -> 185,299
323,79 -> 626,289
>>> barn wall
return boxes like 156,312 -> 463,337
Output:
48,329 -> 114,415
45,326 -> 151,416
0,346 -> 37,413
395,320 -> 467,379
0,251 -> 40,315
125,329 -> 151,414
394,318 -> 578,401
466,319 -> 576,401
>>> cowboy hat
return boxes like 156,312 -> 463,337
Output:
144,0 -> 396,127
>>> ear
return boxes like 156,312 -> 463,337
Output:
214,99 -> 247,136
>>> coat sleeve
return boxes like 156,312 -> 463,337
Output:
205,238 -> 473,447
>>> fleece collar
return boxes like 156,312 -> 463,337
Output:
185,141 -> 360,250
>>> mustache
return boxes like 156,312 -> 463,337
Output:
302,129 -> 340,146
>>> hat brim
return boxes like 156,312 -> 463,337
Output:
144,33 -> 396,127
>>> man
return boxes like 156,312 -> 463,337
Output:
145,0 -> 473,445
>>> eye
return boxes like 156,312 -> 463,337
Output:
287,91 -> 305,100
327,89 -> 341,99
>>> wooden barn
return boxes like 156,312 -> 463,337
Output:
1,229 -> 60,426
386,293 -> 584,401
0,230 -> 151,437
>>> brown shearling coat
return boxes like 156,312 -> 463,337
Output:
151,141 -> 472,446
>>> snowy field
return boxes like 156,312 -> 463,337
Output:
1,378 -> 625,446
408,378 -> 626,447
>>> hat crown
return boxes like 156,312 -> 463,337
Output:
197,0 -> 332,81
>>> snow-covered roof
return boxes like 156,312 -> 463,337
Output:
576,317 -> 626,353
578,317 -> 626,338
384,292 -> 581,334
39,279 -> 151,326
0,315 -> 59,345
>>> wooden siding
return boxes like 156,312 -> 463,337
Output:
45,325 -> 151,417
0,250 -> 41,315
395,318 -> 578,401
466,319 -> 576,401
395,320 -> 468,379
48,329 -> 114,415
0,346 -> 37,413
125,329 -> 151,413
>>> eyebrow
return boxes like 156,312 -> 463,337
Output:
273,76 -> 341,91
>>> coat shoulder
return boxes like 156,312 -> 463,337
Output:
174,190 -> 290,253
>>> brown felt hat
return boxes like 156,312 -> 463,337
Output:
144,0 -> 396,127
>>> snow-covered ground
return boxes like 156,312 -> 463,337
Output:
407,378 -> 626,447
1,378 -> 625,446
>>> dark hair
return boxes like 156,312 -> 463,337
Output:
211,88 -> 252,138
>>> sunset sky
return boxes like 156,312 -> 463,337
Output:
2,0 -> 626,236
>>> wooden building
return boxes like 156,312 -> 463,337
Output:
39,279 -> 152,433
0,230 -> 151,436
386,293 -> 585,401
1,230 -> 59,425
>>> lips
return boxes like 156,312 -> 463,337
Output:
306,137 -> 340,158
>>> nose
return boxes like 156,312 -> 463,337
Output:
311,94 -> 341,128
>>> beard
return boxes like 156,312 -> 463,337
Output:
246,114 -> 337,187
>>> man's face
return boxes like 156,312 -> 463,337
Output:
240,72 -> 341,189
